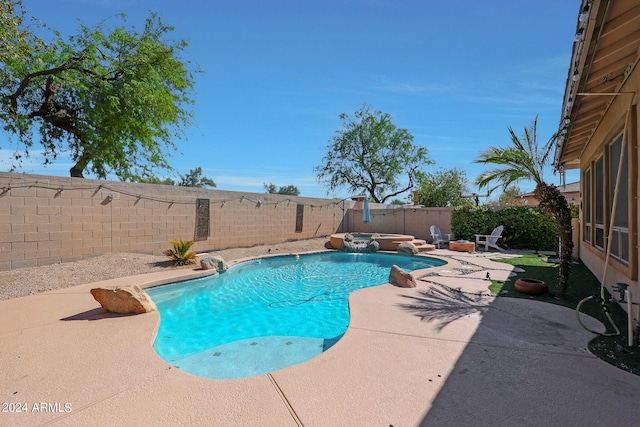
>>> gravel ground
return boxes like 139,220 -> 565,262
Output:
0,237 -> 331,301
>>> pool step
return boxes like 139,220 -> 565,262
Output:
416,243 -> 436,252
390,239 -> 435,252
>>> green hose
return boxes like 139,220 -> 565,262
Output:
576,295 -> 620,336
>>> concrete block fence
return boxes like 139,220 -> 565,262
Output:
0,173 -> 351,271
346,204 -> 454,241
0,172 -> 454,271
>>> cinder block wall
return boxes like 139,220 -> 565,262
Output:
0,173 -> 350,271
1,172 -> 458,271
346,205 -> 454,242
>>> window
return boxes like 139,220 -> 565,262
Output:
584,132 -> 632,267
584,168 -> 591,244
594,155 -> 604,250
608,134 -> 629,265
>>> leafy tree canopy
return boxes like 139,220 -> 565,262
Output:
130,166 -> 214,188
390,198 -> 408,205
1,1 -> 198,179
417,167 -> 472,207
264,182 -> 300,196
314,104 -> 432,203
178,167 -> 215,188
496,185 -> 523,206
135,175 -> 177,186
0,1 -> 39,64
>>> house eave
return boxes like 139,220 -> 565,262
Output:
554,0 -> 640,171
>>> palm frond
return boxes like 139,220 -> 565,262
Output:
474,115 -> 555,193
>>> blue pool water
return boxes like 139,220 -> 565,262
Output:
147,251 -> 445,379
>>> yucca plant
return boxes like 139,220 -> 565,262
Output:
164,239 -> 197,265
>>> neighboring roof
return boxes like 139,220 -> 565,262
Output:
560,181 -> 581,193
519,181 -> 580,197
554,0 -> 640,170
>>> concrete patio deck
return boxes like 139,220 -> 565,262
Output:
2,249 -> 640,426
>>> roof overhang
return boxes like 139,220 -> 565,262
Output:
554,0 -> 640,170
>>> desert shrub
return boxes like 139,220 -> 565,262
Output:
450,206 -> 496,240
569,203 -> 579,219
164,239 -> 197,265
495,207 -> 558,250
451,206 -> 558,251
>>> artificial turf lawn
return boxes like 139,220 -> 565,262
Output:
491,255 -> 640,376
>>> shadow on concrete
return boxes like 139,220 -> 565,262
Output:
399,285 -> 491,332
61,307 -> 138,321
407,293 -> 640,426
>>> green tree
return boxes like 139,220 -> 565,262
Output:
390,198 -> 408,205
0,1 -> 39,65
418,167 -> 472,207
314,104 -> 432,203
475,116 -> 552,193
474,116 -> 573,297
264,183 -> 300,196
178,167 -> 216,188
1,5 -> 197,179
135,176 -> 177,186
497,185 -> 523,206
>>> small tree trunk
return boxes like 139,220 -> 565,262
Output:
69,153 -> 89,178
534,182 -> 574,297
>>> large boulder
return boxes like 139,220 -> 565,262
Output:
341,240 -> 360,253
389,265 -> 417,288
365,240 -> 380,253
90,285 -> 157,314
341,239 -> 379,253
200,255 -> 228,272
397,242 -> 418,256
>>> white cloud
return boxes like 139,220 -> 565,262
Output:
0,149 -> 74,175
369,75 -> 451,95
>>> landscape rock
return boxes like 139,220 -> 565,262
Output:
200,255 -> 228,272
366,240 -> 380,253
389,265 -> 417,288
397,242 -> 418,256
90,285 -> 157,314
341,239 -> 379,253
341,240 -> 359,252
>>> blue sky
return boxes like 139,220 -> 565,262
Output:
2,0 -> 581,200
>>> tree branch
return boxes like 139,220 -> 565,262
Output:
380,168 -> 416,203
8,55 -> 84,114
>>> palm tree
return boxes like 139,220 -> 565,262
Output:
474,116 -> 574,297
475,116 -> 553,192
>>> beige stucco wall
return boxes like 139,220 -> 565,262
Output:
576,62 -> 639,298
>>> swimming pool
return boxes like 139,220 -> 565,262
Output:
147,251 -> 446,379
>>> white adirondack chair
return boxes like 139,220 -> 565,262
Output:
475,225 -> 504,251
430,225 -> 451,249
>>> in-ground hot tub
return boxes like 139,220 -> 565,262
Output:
329,232 -> 420,251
